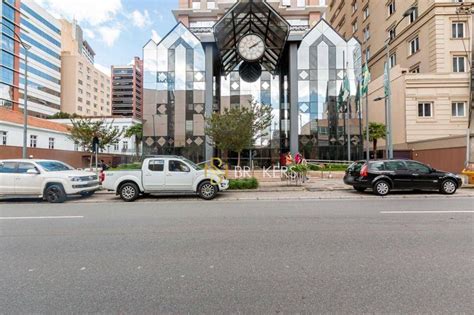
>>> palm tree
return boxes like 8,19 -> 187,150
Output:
124,123 -> 143,158
366,122 -> 386,157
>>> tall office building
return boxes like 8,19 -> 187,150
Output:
1,0 -> 62,118
327,0 -> 473,172
60,19 -> 111,117
111,57 -> 143,119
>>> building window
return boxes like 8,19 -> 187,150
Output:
1,131 -> 6,145
78,79 -> 83,85
363,25 -> 370,42
78,88 -> 83,94
387,1 -> 396,16
352,1 -> 357,13
453,56 -> 466,72
409,65 -> 420,73
418,102 -> 433,118
408,7 -> 418,23
281,0 -> 291,6
365,47 -> 371,60
48,137 -> 55,149
409,37 -> 419,55
452,22 -> 465,38
78,97 -> 83,102
297,0 -> 305,7
78,106 -> 83,111
388,27 -> 396,41
191,0 -> 200,9
363,5 -> 370,20
74,141 -> 79,151
122,141 -> 128,151
389,53 -> 396,68
113,142 -> 119,151
452,102 -> 466,117
352,20 -> 358,33
30,135 -> 37,148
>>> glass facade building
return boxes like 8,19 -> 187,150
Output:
143,0 -> 362,164
0,0 -> 61,117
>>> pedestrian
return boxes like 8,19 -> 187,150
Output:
285,152 -> 293,166
294,152 -> 303,164
100,159 -> 109,171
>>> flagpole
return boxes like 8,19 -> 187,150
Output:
364,55 -> 370,162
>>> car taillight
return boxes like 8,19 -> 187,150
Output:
360,164 -> 368,177
99,171 -> 105,183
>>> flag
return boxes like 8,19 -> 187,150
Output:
361,63 -> 371,95
355,80 -> 361,113
383,62 -> 391,97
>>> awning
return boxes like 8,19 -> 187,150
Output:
213,0 -> 289,75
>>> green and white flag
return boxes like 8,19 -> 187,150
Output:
361,63 -> 371,95
383,62 -> 391,97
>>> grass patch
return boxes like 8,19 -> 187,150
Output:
229,177 -> 259,190
307,163 -> 349,171
109,162 -> 142,171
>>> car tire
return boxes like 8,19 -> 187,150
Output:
373,180 -> 390,196
119,182 -> 139,202
353,186 -> 366,192
198,181 -> 218,200
440,179 -> 457,195
44,184 -> 67,203
80,191 -> 95,197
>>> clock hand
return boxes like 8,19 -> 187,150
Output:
249,42 -> 259,49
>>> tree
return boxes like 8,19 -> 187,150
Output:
68,118 -> 123,166
47,112 -> 80,119
365,122 -> 386,155
206,99 -> 273,166
124,123 -> 143,158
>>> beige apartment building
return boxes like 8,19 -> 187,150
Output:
174,0 -> 326,30
327,0 -> 472,172
60,19 -> 111,117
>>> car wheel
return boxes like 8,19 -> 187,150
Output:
80,191 -> 95,197
353,186 -> 366,192
119,182 -> 139,202
373,180 -> 390,196
198,181 -> 218,200
44,184 -> 66,203
440,179 -> 457,195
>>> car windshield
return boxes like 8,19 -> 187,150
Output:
181,158 -> 200,170
37,161 -> 74,172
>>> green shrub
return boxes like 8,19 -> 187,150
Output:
109,162 -> 142,171
229,177 -> 259,190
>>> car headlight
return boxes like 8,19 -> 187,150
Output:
69,176 -> 82,182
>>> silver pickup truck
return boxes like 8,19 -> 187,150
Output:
102,156 -> 229,202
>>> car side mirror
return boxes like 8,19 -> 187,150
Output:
26,168 -> 39,175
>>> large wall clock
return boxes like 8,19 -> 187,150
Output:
237,34 -> 265,62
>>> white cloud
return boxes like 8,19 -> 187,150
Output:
98,26 -> 121,47
151,29 -> 161,44
83,28 -> 95,40
131,9 -> 151,28
35,0 -> 123,26
94,63 -> 110,76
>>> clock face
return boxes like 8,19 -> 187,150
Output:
237,34 -> 265,61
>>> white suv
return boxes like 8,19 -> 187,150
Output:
0,159 -> 100,203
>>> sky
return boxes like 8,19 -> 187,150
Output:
34,0 -> 179,74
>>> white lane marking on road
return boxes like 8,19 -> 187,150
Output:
0,216 -> 84,220
380,211 -> 474,214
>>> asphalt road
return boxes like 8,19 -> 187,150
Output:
1,198 -> 473,313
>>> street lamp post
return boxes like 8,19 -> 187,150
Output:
1,21 -> 31,158
383,6 -> 416,160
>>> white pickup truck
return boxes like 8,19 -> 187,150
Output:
102,156 -> 229,202
0,159 -> 100,203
